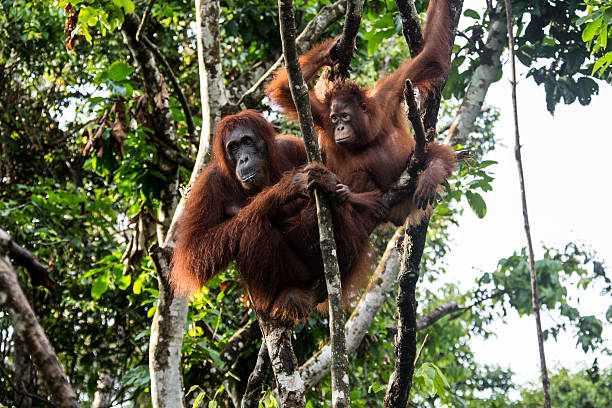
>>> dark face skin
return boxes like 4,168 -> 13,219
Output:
330,99 -> 367,148
225,127 -> 270,193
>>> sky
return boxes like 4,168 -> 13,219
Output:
442,60 -> 612,386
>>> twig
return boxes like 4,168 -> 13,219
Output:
277,0 -> 350,406
135,0 -> 156,41
0,363 -> 57,407
395,0 -> 425,55
503,1 -> 551,406
332,0 -> 364,79
413,333 -> 429,366
140,35 -> 197,142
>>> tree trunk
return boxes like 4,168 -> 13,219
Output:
445,1 -> 507,146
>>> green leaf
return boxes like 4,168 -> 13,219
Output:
192,392 -> 205,408
606,305 -> 612,322
91,269 -> 110,299
133,273 -> 146,294
117,274 -> 131,290
107,61 -> 134,81
582,20 -> 601,42
466,191 -> 487,218
464,9 -> 480,19
111,0 -> 135,14
599,24 -> 608,49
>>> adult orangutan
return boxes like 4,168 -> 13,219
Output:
266,0 -> 457,225
170,110 -> 377,323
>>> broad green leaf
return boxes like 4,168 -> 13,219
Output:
466,191 -> 487,218
91,269 -> 110,299
464,9 -> 480,19
117,274 -> 131,290
111,0 -> 135,14
107,61 -> 134,81
582,20 -> 601,42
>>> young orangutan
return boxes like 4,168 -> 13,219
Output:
266,0 -> 457,225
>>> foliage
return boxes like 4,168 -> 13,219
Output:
521,363 -> 612,407
0,0 -> 609,407
578,0 -> 612,77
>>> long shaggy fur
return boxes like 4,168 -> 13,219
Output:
266,0 -> 457,227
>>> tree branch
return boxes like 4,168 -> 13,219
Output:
277,0 -> 350,406
240,339 -> 271,408
0,230 -> 79,408
135,0 -> 156,41
383,1 -> 463,405
445,1 -> 506,146
0,363 -> 57,407
332,0 -> 364,79
395,0 -> 425,55
140,35 -> 197,144
7,238 -> 57,289
300,228 -> 404,388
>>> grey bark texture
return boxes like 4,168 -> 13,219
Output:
259,317 -> 306,407
0,230 -> 79,408
277,0 -> 351,406
445,1 -> 507,146
332,0 -> 364,79
122,13 -> 186,408
241,339 -> 272,408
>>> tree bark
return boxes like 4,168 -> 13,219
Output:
445,1 -> 507,146
277,0 -> 350,406
0,230 -> 79,408
241,339 -> 271,408
333,0 -> 364,79
122,13 -> 186,408
198,0 -> 228,156
395,0 -> 425,55
259,317 -> 306,407
383,222 -> 425,407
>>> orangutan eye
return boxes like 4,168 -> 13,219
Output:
330,114 -> 337,122
342,113 -> 350,120
361,104 -> 367,112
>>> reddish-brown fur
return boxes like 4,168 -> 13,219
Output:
170,110 -> 376,324
266,0 -> 457,225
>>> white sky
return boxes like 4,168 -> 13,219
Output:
442,59 -> 612,386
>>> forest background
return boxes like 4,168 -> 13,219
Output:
1,0 -> 611,407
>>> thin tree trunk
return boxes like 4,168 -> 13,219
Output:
258,317 -> 306,407
122,13 -> 186,408
0,230 -> 79,408
445,1 -> 506,146
241,339 -> 272,408
276,0 -> 350,406
503,1 -> 551,406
